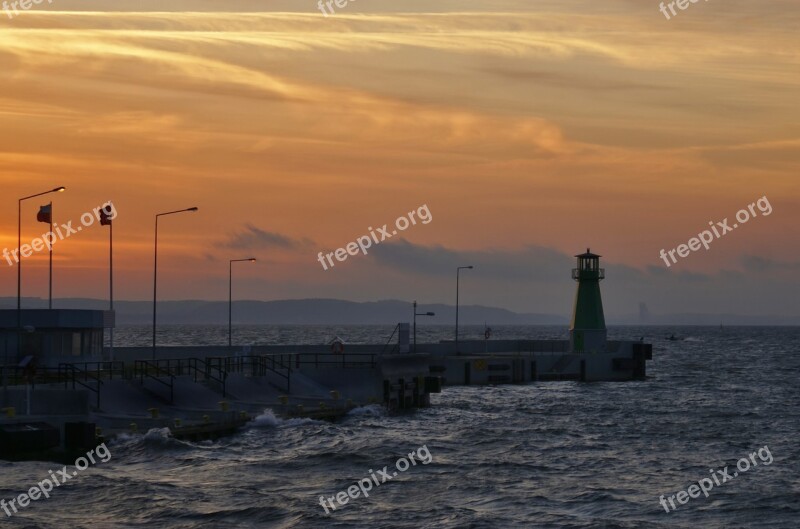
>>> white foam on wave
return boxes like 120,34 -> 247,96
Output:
346,404 -> 386,417
108,427 -> 172,449
249,409 -> 318,428
251,409 -> 281,427
144,427 -> 173,441
113,432 -> 141,443
111,427 -> 170,444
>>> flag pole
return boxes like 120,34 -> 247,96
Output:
100,206 -> 114,362
48,201 -> 53,310
109,219 -> 114,362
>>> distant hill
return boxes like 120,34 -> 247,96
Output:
1,298 -> 796,325
0,297 -> 566,325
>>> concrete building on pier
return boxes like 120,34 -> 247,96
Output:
0,309 -> 114,365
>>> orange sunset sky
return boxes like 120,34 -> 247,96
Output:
0,0 -> 798,319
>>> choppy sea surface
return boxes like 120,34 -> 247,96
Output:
3,325 -> 799,528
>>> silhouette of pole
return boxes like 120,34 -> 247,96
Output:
48,202 -> 53,309
99,208 -> 114,361
413,300 -> 435,354
229,258 -> 256,348
17,186 -> 64,356
152,207 -> 198,360
455,265 -> 473,353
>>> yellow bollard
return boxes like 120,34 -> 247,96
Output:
219,401 -> 229,412
203,414 -> 210,423
130,423 -> 138,433
239,411 -> 248,420
147,408 -> 159,419
95,427 -> 102,438
330,390 -> 340,401
346,399 -> 354,408
174,419 -> 182,428
2,407 -> 15,418
279,395 -> 289,405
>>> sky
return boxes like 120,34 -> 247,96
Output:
0,0 -> 798,320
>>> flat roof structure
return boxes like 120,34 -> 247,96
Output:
0,309 -> 114,365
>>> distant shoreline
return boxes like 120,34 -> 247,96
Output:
2,297 -> 798,326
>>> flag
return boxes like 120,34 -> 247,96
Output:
99,205 -> 113,226
37,204 -> 51,224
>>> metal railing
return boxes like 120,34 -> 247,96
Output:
292,352 -> 377,369
571,268 -> 605,280
197,359 -> 228,397
207,355 -> 291,394
134,358 -> 227,397
1,362 -> 124,409
62,361 -> 125,380
134,359 -> 175,403
0,365 -> 61,387
57,363 -> 120,409
381,324 -> 401,354
204,352 -> 377,395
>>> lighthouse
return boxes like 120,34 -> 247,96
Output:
569,249 -> 607,353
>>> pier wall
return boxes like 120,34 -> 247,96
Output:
1,388 -> 89,416
428,340 -> 649,385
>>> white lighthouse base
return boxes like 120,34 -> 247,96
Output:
569,328 -> 607,353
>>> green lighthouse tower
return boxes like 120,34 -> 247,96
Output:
569,248 -> 607,353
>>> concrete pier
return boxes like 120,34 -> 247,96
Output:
0,344 -> 440,459
0,333 -> 652,461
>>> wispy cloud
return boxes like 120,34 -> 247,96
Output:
740,255 -> 800,273
221,224 -> 313,251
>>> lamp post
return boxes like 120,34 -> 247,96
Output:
229,258 -> 256,348
455,265 -> 474,354
413,300 -> 435,354
21,325 -> 35,416
99,205 -> 114,361
2,336 -> 8,408
152,207 -> 198,360
17,186 -> 65,356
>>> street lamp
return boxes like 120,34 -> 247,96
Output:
17,186 -> 65,356
152,207 -> 198,360
413,300 -> 435,354
2,336 -> 8,408
229,258 -> 256,348
455,265 -> 474,354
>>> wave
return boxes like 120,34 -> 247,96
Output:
248,408 -> 320,428
346,404 -> 386,417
